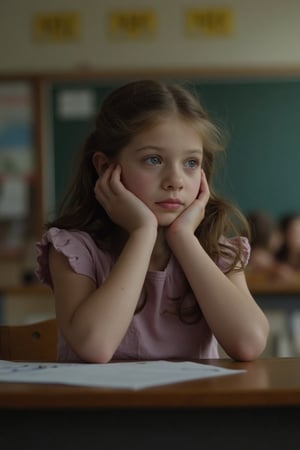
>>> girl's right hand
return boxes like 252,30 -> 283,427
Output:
94,164 -> 158,234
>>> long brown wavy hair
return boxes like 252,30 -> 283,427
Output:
47,80 -> 249,320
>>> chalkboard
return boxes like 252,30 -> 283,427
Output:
50,77 -> 300,219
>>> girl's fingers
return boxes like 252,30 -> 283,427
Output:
109,164 -> 124,195
95,165 -> 115,198
197,170 -> 210,202
95,164 -> 125,208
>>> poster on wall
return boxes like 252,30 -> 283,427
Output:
108,10 -> 157,40
0,83 -> 33,252
0,83 -> 34,176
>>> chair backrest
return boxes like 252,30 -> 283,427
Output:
0,318 -> 57,362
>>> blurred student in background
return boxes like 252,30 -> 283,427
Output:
246,211 -> 293,280
276,214 -> 300,271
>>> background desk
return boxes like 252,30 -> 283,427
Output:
247,275 -> 300,356
0,358 -> 300,450
0,284 -> 54,325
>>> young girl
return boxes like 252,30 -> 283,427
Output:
36,80 -> 269,363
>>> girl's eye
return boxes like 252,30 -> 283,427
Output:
184,159 -> 199,168
144,155 -> 162,165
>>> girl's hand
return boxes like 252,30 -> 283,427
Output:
166,170 -> 210,238
94,164 -> 158,234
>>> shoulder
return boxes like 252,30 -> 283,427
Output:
35,227 -> 112,286
217,236 -> 251,272
36,227 -> 97,258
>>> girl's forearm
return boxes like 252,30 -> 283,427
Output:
167,231 -> 269,361
70,226 -> 157,362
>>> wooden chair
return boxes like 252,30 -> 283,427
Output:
0,318 -> 57,362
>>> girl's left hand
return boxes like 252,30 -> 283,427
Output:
166,170 -> 210,237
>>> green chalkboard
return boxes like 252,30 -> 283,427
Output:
51,82 -> 118,206
50,77 -> 300,219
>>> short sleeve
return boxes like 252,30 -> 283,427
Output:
216,236 -> 251,273
35,227 -> 98,287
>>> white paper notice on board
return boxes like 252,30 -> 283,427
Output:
57,90 -> 96,120
0,177 -> 28,218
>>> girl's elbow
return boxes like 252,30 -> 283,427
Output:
229,324 -> 270,362
69,332 -> 116,363
77,344 -> 115,364
231,342 -> 264,362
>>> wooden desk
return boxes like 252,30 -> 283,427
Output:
247,272 -> 300,296
0,358 -> 299,450
247,274 -> 300,356
0,284 -> 52,297
0,284 -> 54,324
248,276 -> 300,326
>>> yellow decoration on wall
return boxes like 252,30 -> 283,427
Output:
33,12 -> 80,42
108,10 -> 157,40
185,8 -> 234,37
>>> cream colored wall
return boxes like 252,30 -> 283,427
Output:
1,0 -> 300,72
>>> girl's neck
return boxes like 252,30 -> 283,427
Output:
113,227 -> 171,271
149,228 -> 171,271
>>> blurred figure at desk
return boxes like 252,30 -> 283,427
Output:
246,211 -> 293,280
276,213 -> 300,271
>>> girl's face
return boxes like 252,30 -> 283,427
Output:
117,116 -> 203,227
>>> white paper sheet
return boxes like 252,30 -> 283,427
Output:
0,360 -> 245,390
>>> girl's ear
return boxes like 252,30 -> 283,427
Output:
92,152 -> 109,175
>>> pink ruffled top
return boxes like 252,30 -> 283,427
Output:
36,227 -> 250,362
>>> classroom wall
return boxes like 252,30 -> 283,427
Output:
1,0 -> 300,72
1,2 -> 300,352
2,0 -> 300,221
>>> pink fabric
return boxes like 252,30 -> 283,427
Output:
36,227 -> 250,362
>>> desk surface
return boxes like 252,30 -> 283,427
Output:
0,284 -> 52,297
246,273 -> 300,294
1,358 -> 299,410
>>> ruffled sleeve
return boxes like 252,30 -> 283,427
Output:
216,236 -> 251,273
35,227 -> 99,287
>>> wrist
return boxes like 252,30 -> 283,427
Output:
166,222 -> 193,240
131,224 -> 158,241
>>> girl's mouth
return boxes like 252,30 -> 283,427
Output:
156,200 -> 183,210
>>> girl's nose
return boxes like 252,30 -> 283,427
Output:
162,166 -> 183,190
